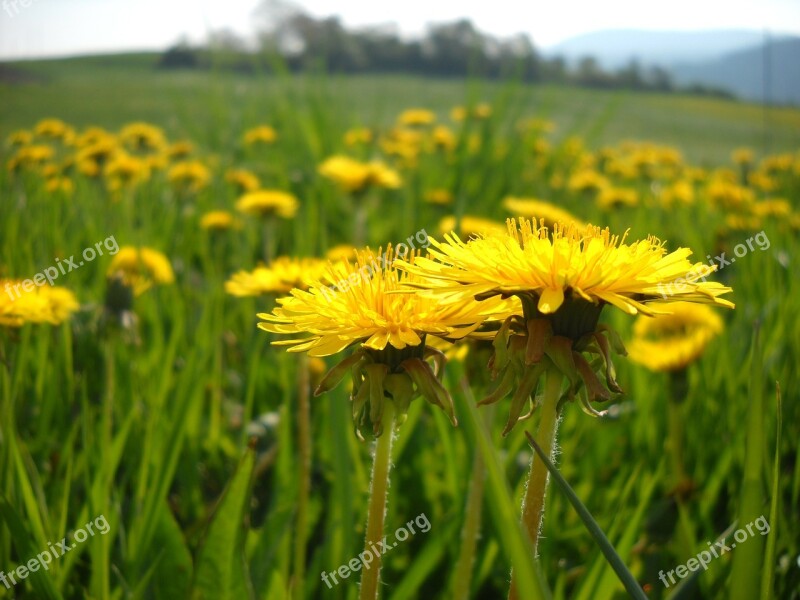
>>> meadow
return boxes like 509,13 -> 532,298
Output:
1,57 -> 799,600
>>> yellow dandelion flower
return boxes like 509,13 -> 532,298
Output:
201,210 -> 242,231
502,197 -> 585,229
107,247 -> 175,296
243,125 -> 277,145
751,198 -> 792,218
344,127 -> 373,146
438,215 -> 506,238
104,153 -> 151,190
34,119 -> 72,141
6,130 -> 33,146
225,256 -> 330,297
168,160 -> 211,193
398,108 -> 436,127
431,126 -> 457,152
45,177 -> 74,195
1,280 -> 79,327
236,190 -> 299,219
567,169 -> 609,193
225,168 -> 261,193
407,218 -> 733,319
731,147 -> 754,165
318,156 -> 401,193
325,244 -> 358,262
597,186 -> 638,210
119,122 -> 167,152
167,140 -> 195,160
628,303 -> 723,371
424,189 -> 454,205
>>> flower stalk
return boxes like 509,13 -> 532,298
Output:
509,368 -> 562,600
359,401 -> 396,600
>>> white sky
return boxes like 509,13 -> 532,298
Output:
1,0 -> 799,59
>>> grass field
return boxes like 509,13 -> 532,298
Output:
1,57 -> 799,600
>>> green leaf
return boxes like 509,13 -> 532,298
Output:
759,382 -> 781,600
151,502 -> 194,600
0,495 -> 63,600
190,448 -> 256,600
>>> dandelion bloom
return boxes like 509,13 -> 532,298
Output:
168,160 -> 211,193
438,215 -> 506,238
201,210 -> 241,231
225,168 -> 261,193
318,156 -> 402,193
502,197 -> 585,229
107,247 -> 175,296
397,109 -> 436,127
119,122 -> 167,152
1,280 -> 79,327
243,126 -> 277,145
225,257 -> 329,297
259,248 -> 515,436
236,190 -> 299,219
410,218 -> 733,317
628,303 -> 723,372
399,218 -> 733,429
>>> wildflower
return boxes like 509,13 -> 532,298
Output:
502,197 -> 584,229
236,190 -> 299,219
168,160 -> 211,193
424,189 -> 454,205
119,122 -> 167,152
597,186 -> 638,210
225,168 -> 261,193
201,210 -> 242,231
259,247 -> 514,434
344,127 -> 373,146
438,215 -> 506,238
628,303 -> 723,372
398,108 -> 436,127
243,125 -> 277,146
1,280 -> 79,327
318,156 -> 401,193
225,257 -> 330,297
107,247 -> 175,296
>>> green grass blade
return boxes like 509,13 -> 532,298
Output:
759,382 -> 781,600
525,432 -> 648,600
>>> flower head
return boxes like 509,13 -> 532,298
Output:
318,156 -> 402,193
225,256 -> 329,297
243,126 -> 277,145
168,160 -> 211,193
398,218 -> 734,432
1,280 -> 79,327
628,302 -> 724,372
107,247 -> 175,296
201,210 -> 242,231
259,247 -> 516,437
236,190 -> 299,219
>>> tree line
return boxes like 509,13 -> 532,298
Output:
158,4 -> 732,98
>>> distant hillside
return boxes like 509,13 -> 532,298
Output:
547,29 -> 783,69
671,38 -> 800,105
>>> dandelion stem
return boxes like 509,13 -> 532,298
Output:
359,402 -> 395,600
509,368 -> 562,600
292,353 -> 311,600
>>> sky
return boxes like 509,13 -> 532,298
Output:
1,0 -> 799,59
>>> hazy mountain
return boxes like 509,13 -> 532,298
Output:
671,37 -> 800,104
546,29 -> 782,69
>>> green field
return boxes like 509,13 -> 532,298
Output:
1,56 -> 799,600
